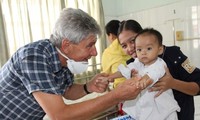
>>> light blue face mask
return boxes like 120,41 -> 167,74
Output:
56,47 -> 88,74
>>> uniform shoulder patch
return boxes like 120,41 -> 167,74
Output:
181,58 -> 195,73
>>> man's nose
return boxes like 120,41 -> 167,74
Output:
90,46 -> 97,56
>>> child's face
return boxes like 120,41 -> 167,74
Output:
135,34 -> 162,66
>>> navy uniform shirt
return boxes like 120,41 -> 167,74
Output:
127,46 -> 200,120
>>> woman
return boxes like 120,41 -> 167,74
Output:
117,20 -> 200,120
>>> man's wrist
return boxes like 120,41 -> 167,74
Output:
83,83 -> 92,94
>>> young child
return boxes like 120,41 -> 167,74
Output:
109,28 -> 180,120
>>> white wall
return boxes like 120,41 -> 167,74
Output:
102,0 -> 182,20
102,0 -> 200,68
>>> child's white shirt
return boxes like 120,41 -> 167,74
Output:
118,58 -> 180,120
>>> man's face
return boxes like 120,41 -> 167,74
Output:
62,34 -> 98,62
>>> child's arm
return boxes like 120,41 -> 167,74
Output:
108,71 -> 123,82
118,64 -> 132,79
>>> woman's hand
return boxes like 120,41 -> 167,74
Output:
148,66 -> 175,97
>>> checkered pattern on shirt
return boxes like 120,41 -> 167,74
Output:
0,39 -> 74,120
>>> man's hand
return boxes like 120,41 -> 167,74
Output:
87,73 -> 110,93
130,74 -> 153,90
112,80 -> 142,101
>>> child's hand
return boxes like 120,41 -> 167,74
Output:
131,69 -> 138,77
106,76 -> 113,82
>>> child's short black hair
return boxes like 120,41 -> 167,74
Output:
105,20 -> 120,36
135,28 -> 163,46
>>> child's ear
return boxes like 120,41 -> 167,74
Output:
158,45 -> 164,55
111,33 -> 117,40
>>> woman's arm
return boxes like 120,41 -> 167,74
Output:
149,67 -> 200,97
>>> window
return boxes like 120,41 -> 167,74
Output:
0,0 -> 106,83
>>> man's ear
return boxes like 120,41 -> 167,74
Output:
61,38 -> 71,52
158,45 -> 164,55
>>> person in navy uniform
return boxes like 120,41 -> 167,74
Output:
117,20 -> 200,120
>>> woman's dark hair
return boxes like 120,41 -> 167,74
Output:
117,20 -> 143,37
105,20 -> 120,36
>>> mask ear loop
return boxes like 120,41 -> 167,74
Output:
56,47 -> 70,60
56,47 -> 88,63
